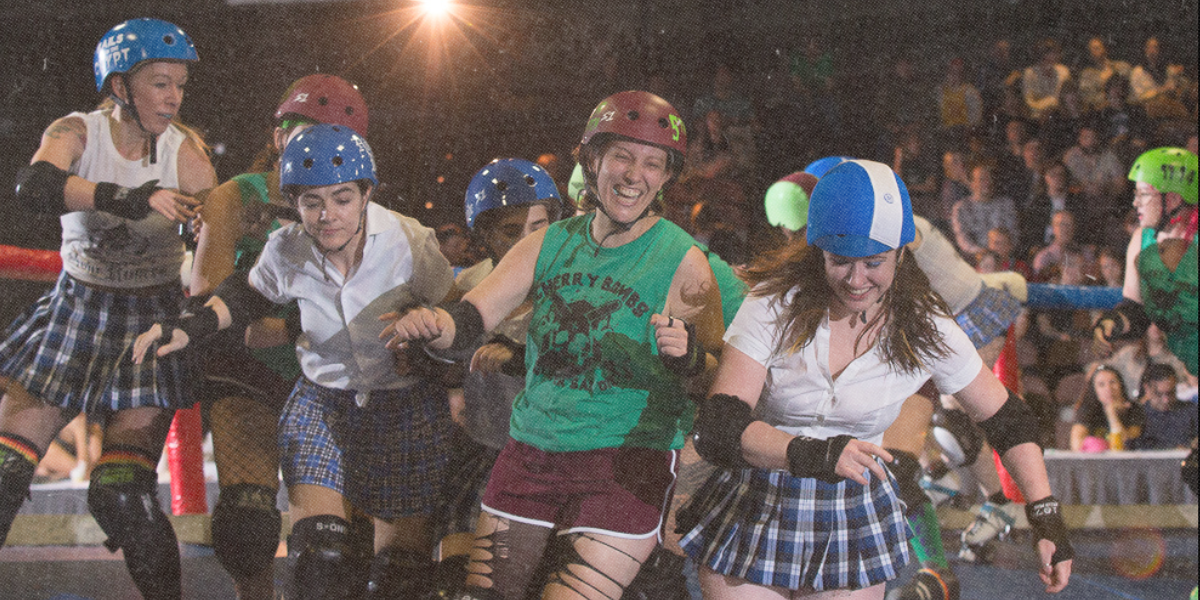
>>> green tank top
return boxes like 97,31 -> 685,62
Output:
511,215 -> 697,452
697,243 -> 747,328
1138,228 -> 1197,375
228,172 -> 301,381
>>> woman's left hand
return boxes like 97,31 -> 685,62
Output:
651,313 -> 688,358
1037,540 -> 1072,593
131,323 -> 191,364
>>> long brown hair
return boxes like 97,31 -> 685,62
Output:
741,239 -> 954,373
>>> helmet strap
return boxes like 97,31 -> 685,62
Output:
310,204 -> 367,282
110,76 -> 158,165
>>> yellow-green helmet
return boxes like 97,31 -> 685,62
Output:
764,172 -> 818,231
1128,147 -> 1198,205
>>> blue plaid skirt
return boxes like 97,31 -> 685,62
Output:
432,429 -> 501,541
956,284 -> 1022,350
0,273 -> 189,413
678,462 -> 910,592
279,377 -> 452,520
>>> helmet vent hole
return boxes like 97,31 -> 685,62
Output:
496,181 -> 508,192
163,35 -> 176,46
627,110 -> 640,121
345,107 -> 354,115
331,156 -> 344,167
658,117 -> 670,129
525,175 -> 536,186
303,158 -> 314,169
318,97 -> 329,106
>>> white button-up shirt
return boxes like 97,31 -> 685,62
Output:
250,202 -> 453,391
726,292 -> 983,445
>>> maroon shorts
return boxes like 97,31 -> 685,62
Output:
481,439 -> 679,539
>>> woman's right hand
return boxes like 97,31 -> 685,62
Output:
148,188 -> 202,224
379,306 -> 453,351
131,323 -> 191,364
835,439 -> 893,485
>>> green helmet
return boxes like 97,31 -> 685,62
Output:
764,172 -> 819,231
1128,147 -> 1198,205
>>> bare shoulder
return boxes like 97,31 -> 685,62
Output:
176,135 -> 218,195
32,115 -> 88,167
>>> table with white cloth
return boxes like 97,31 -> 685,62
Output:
1043,449 -> 1196,505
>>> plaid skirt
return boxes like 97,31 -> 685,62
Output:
956,284 -> 1022,350
678,463 -> 910,592
0,273 -> 189,413
279,376 -> 452,520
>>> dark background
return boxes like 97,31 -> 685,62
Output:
0,0 -> 1196,248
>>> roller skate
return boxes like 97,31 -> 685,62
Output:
919,461 -> 962,508
957,500 -> 1018,563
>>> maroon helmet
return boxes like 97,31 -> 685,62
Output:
579,90 -> 687,157
274,74 -> 368,137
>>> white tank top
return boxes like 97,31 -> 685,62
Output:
59,109 -> 186,288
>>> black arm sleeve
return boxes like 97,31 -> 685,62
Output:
692,393 -> 754,469
976,389 -> 1042,456
786,435 -> 855,483
213,271 -> 278,334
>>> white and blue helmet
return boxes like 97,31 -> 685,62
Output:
806,159 -> 915,257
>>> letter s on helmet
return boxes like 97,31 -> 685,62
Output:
1128,147 -> 1198,205
806,159 -> 915,257
579,90 -> 687,165
94,18 -> 198,93
275,74 -> 369,137
279,124 -> 377,192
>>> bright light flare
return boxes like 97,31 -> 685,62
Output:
418,0 -> 454,17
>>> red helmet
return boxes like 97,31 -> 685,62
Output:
579,90 -> 687,157
274,74 -> 368,137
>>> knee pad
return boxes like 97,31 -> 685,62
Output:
366,546 -> 434,599
87,450 -> 181,599
0,433 -> 41,546
211,483 -> 281,579
931,409 -> 983,468
888,450 -> 930,517
287,515 -> 355,600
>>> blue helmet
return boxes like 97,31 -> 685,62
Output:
280,124 -> 377,191
464,158 -> 561,230
94,18 -> 198,93
803,155 -> 854,179
806,159 -> 915,257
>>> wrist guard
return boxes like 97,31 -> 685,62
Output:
16,161 -> 71,216
214,271 -> 276,334
94,179 -> 161,221
692,393 -> 753,469
1025,496 -> 1074,564
167,302 -> 221,345
660,319 -> 706,377
424,301 -> 487,364
786,435 -> 854,483
1095,299 -> 1150,342
977,389 -> 1041,455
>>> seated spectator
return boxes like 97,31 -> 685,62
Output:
936,57 -> 983,146
937,149 -> 972,230
951,163 -> 1018,257
1070,365 -> 1145,452
1129,36 -> 1190,120
1023,162 -> 1086,253
1033,210 -> 1094,280
1096,244 -> 1124,288
1078,37 -> 1132,114
692,62 -> 755,127
1095,76 -> 1153,164
893,132 -> 940,219
987,227 -> 1031,278
1092,323 -> 1196,401
1023,38 -> 1072,122
1063,124 -> 1126,203
1128,364 -> 1198,450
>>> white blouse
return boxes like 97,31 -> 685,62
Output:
250,202 -> 453,392
725,291 -> 983,445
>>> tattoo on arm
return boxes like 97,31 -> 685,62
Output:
44,119 -> 86,144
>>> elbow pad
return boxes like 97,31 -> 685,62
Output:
976,390 -> 1042,456
692,393 -> 754,469
16,161 -> 71,216
213,271 -> 276,334
1095,299 -> 1150,342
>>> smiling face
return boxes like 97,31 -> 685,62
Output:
822,249 -> 898,321
295,182 -> 369,251
116,61 -> 188,135
590,139 -> 671,227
